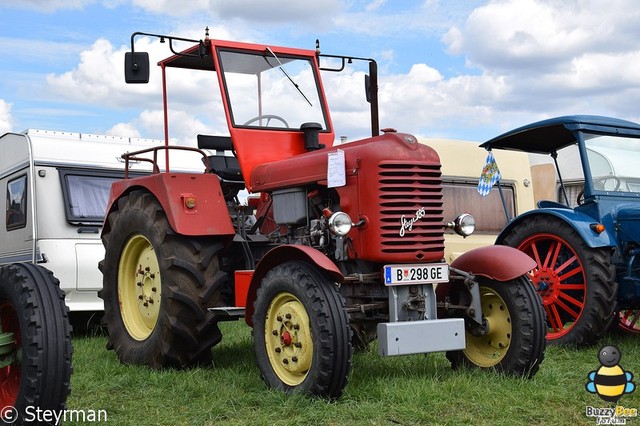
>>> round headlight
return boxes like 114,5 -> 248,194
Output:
454,213 -> 475,237
328,212 -> 352,236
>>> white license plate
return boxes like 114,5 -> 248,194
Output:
383,263 -> 449,286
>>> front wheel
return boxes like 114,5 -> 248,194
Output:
253,262 -> 352,398
0,264 -> 72,420
446,276 -> 546,378
501,215 -> 617,346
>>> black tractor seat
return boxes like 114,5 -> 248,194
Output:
197,134 -> 244,183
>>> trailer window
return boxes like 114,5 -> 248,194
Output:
442,181 -> 515,234
59,169 -> 126,225
6,175 -> 27,231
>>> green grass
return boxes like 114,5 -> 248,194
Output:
67,322 -> 640,426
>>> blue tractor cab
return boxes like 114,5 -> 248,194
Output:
482,115 -> 640,345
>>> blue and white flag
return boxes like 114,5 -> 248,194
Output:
477,151 -> 501,196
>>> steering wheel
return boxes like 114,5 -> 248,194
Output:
594,176 -> 621,191
243,114 -> 289,128
576,190 -> 585,206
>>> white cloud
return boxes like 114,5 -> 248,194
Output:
107,122 -> 140,138
215,0 -> 343,25
2,0 -> 94,12
446,0 -> 640,71
30,0 -> 640,143
131,0 -> 210,17
377,68 -> 507,135
434,0 -> 640,134
131,0 -> 343,27
365,0 -> 387,12
46,38 -> 158,108
334,1 -> 483,38
0,100 -> 13,134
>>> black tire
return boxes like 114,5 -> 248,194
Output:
0,264 -> 72,422
99,190 -> 226,368
501,215 -> 616,346
446,276 -> 546,378
253,261 -> 352,398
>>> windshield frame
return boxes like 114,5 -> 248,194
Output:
216,47 -> 330,132
578,131 -> 640,199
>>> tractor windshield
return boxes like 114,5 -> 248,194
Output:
218,49 -> 328,130
584,134 -> 640,194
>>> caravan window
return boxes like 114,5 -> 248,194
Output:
59,169 -> 125,225
6,175 -> 27,231
442,180 -> 515,234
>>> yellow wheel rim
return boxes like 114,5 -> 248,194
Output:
463,286 -> 512,368
118,234 -> 161,341
264,292 -> 313,386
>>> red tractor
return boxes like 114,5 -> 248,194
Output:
99,29 -> 546,398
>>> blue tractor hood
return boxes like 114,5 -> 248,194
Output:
615,204 -> 640,245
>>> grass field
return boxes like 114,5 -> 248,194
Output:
67,320 -> 640,426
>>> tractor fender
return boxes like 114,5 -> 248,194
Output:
450,245 -> 536,281
495,208 -> 615,248
244,245 -> 343,326
103,173 -> 235,238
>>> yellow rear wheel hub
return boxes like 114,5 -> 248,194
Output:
118,234 -> 162,341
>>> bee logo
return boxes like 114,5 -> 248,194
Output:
586,345 -> 635,403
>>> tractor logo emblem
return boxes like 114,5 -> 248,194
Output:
399,207 -> 425,237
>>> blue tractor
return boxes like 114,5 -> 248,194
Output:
483,115 -> 640,346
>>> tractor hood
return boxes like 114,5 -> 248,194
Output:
614,204 -> 640,244
250,132 -> 438,192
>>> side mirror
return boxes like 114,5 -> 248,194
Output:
124,52 -> 150,84
364,74 -> 371,103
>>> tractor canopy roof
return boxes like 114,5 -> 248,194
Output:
158,38 -> 314,72
480,115 -> 640,154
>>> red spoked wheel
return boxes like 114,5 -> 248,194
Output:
618,309 -> 640,334
502,216 -> 616,346
518,232 -> 586,339
0,302 -> 20,409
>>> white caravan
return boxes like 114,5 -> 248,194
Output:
0,129 -> 200,312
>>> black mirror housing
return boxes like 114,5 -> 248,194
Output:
124,52 -> 150,84
364,74 -> 371,103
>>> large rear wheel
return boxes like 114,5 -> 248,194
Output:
253,262 -> 352,398
99,190 -> 227,368
446,276 -> 546,378
0,264 -> 72,422
502,216 -> 616,346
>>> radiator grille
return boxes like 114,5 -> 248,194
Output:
378,162 -> 444,255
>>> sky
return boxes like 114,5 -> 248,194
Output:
1,0 -> 640,145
